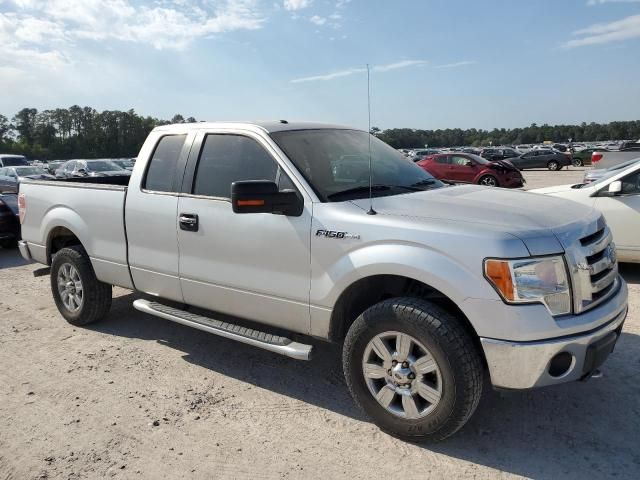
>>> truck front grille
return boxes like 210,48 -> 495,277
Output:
572,225 -> 618,313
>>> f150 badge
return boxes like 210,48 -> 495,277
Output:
316,229 -> 360,240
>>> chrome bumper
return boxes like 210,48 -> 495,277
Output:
481,287 -> 628,389
18,240 -> 32,261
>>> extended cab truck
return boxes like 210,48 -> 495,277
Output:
18,122 -> 628,441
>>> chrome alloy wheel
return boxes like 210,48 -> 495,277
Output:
362,331 -> 442,419
480,176 -> 497,187
57,263 -> 83,312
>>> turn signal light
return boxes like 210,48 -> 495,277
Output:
485,259 -> 514,301
237,199 -> 265,206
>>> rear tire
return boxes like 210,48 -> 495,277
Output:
573,158 -> 583,167
547,160 -> 560,171
478,175 -> 499,187
343,297 -> 483,442
51,246 -> 112,326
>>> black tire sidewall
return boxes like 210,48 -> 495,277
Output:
479,175 -> 498,187
343,299 -> 481,441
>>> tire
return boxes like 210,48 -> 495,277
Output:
478,175 -> 499,187
343,297 -> 483,442
50,245 -> 112,326
573,158 -> 583,167
547,160 -> 560,171
0,238 -> 18,249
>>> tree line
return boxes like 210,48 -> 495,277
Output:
2,106 -> 640,159
0,107 -> 196,160
372,120 -> 640,149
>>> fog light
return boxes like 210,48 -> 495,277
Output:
548,352 -> 573,377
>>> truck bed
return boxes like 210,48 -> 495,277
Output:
19,179 -> 132,289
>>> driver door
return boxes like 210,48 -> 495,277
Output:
448,155 -> 476,183
594,169 -> 640,259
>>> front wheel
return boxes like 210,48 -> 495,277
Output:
51,246 -> 112,326
478,175 -> 499,187
343,297 -> 483,442
547,160 -> 560,171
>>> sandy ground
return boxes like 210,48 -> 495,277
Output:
1,168 -> 639,480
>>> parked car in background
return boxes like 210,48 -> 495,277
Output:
0,154 -> 29,168
55,159 -> 132,179
509,149 -> 572,171
0,193 -> 19,248
0,166 -> 55,192
479,148 -> 520,162
417,153 -> 524,188
572,147 -> 609,166
583,159 -> 640,183
111,159 -> 135,170
409,148 -> 441,161
45,160 -> 66,175
591,146 -> 640,169
533,160 -> 640,263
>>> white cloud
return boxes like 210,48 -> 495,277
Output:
291,60 -> 427,83
564,14 -> 640,47
283,0 -> 311,11
434,60 -> 477,69
310,15 -> 326,25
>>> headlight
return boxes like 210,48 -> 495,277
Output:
484,256 -> 571,316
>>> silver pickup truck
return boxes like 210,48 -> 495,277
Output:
18,122 -> 628,441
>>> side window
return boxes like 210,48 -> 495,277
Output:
144,134 -> 187,192
193,134 -> 278,198
451,156 -> 470,166
621,171 -> 640,194
435,156 -> 450,164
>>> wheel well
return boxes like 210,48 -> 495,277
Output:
47,227 -> 82,264
328,275 -> 483,357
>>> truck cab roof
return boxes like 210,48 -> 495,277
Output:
152,121 -> 355,134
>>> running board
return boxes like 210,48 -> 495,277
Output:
132,299 -> 313,361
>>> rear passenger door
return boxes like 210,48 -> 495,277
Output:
176,130 -> 312,334
126,132 -> 193,302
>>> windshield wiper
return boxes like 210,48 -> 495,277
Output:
327,185 -> 392,199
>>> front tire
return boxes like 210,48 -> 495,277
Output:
51,246 -> 112,326
0,238 -> 18,249
343,297 -> 483,442
478,175 -> 499,187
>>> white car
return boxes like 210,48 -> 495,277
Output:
532,160 -> 640,263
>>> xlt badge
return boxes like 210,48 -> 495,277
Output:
316,229 -> 360,240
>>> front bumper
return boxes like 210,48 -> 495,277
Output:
481,303 -> 627,389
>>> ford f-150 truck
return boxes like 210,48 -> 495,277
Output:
18,122 -> 628,441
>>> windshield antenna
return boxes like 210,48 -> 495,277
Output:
366,64 -> 376,215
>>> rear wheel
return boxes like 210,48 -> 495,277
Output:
478,175 -> 499,187
547,160 -> 560,171
51,246 -> 112,326
343,297 -> 483,442
573,158 -> 583,167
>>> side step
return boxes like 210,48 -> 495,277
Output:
132,299 -> 313,361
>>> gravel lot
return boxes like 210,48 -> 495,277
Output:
1,168 -> 639,480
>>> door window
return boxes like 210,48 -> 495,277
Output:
451,156 -> 471,166
144,134 -> 187,192
193,134 -> 278,198
621,171 -> 640,194
434,156 -> 451,164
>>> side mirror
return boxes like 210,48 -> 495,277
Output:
231,180 -> 303,217
607,180 -> 622,195
465,160 -> 474,167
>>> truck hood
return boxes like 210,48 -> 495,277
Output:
350,185 -> 600,255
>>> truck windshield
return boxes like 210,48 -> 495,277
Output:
270,129 -> 443,201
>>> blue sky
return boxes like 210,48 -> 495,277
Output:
1,0 -> 640,130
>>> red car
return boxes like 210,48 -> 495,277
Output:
417,153 -> 524,188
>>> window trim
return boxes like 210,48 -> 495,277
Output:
185,131 -> 299,201
141,133 -> 190,196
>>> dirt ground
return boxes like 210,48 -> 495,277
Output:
1,168 -> 639,480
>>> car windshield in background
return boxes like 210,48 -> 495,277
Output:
87,161 -> 124,172
15,167 -> 47,176
270,129 -> 444,201
113,160 -> 134,168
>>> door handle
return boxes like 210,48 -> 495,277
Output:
179,213 -> 199,232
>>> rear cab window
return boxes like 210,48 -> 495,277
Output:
143,134 -> 187,192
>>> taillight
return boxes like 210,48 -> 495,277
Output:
18,193 -> 26,224
592,152 -> 603,163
